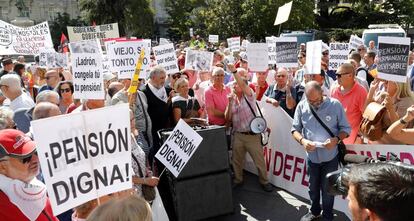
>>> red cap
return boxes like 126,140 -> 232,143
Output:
0,129 -> 36,159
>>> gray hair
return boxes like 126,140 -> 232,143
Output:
0,74 -> 21,92
36,90 -> 59,104
212,67 -> 225,76
149,65 -> 166,79
33,102 -> 60,120
305,81 -> 323,94
0,107 -> 14,130
174,78 -> 188,92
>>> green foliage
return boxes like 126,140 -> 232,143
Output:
49,12 -> 85,50
79,0 -> 154,38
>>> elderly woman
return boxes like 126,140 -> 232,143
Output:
172,78 -> 202,126
365,79 -> 414,144
55,80 -> 74,114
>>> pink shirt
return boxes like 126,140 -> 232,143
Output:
331,82 -> 367,144
205,85 -> 231,125
231,92 -> 256,132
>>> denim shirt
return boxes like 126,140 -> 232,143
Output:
291,97 -> 351,164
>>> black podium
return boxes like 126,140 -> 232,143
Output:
158,126 -> 233,221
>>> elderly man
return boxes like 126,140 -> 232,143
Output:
0,129 -> 59,221
264,68 -> 297,117
225,67 -> 273,192
331,63 -> 367,144
205,67 -> 231,126
292,81 -> 350,221
0,107 -> 15,130
0,74 -> 34,111
142,66 -> 172,160
13,90 -> 59,133
0,58 -> 14,78
38,69 -> 61,93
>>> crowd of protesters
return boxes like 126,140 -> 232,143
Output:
0,34 -> 413,221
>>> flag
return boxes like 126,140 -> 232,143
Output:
58,33 -> 69,53
92,21 -> 97,27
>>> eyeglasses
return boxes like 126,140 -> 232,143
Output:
322,52 -> 329,56
214,74 -> 225,77
335,72 -> 352,78
172,74 -> 181,80
298,57 -> 303,59
18,152 -> 37,164
276,75 -> 287,78
60,88 -> 71,93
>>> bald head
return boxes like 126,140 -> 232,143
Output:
36,90 -> 60,105
277,67 -> 288,75
107,82 -> 124,98
33,102 -> 61,120
338,62 -> 355,76
305,81 -> 323,95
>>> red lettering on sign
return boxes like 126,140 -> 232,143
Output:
283,154 -> 293,181
292,157 -> 304,182
273,151 -> 283,176
400,152 -> 414,165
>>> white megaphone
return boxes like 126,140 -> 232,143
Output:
249,117 -> 267,134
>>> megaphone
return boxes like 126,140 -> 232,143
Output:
250,117 -> 267,134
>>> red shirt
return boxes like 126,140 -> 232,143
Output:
249,82 -> 268,101
331,82 -> 367,144
205,85 -> 231,126
0,191 -> 59,221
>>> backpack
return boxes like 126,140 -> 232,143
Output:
359,102 -> 386,141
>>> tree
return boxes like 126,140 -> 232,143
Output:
79,0 -> 155,38
49,13 -> 85,50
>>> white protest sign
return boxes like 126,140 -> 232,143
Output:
0,20 -> 53,55
107,39 -> 151,79
275,37 -> 298,68
241,39 -> 250,49
329,43 -> 350,70
349,35 -> 364,50
55,53 -> 68,68
306,40 -> 322,74
39,48 -> 56,67
227,37 -> 241,52
31,104 -> 132,215
185,49 -> 214,71
71,53 -> 105,99
153,43 -> 179,75
67,23 -> 119,42
189,28 -> 194,37
244,101 -> 414,220
266,36 -> 277,65
159,38 -> 170,45
377,36 -> 411,83
208,35 -> 219,43
274,1 -> 293,26
155,119 -> 203,177
247,43 -> 269,72
68,39 -> 103,54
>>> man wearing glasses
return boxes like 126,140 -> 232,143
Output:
292,81 -> 350,221
0,129 -> 58,221
0,74 -> 35,111
331,63 -> 367,144
38,70 -> 61,93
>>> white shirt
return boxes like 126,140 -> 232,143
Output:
8,93 -> 35,112
148,83 -> 168,103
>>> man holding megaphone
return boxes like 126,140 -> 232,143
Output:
225,64 -> 273,192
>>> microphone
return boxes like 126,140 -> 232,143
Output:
344,154 -> 376,164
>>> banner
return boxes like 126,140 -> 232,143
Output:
107,39 -> 151,79
275,37 -> 298,68
227,37 -> 240,52
0,20 -> 53,55
153,43 -> 179,75
155,119 -> 203,177
67,23 -> 119,42
71,52 -> 105,99
245,102 -> 414,219
306,40 -> 322,74
247,43 -> 269,72
265,36 -> 277,65
184,49 -> 214,71
274,1 -> 293,26
208,35 -> 219,43
377,36 -> 410,83
159,38 -> 170,45
31,104 -> 132,215
349,35 -> 363,50
329,43 -> 350,70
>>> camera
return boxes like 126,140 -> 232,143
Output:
326,153 -> 404,196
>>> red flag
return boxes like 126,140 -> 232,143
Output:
92,21 -> 97,27
58,33 -> 69,53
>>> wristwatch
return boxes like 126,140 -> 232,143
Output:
400,118 -> 408,125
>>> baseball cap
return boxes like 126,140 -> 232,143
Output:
1,58 -> 13,66
103,72 -> 117,81
0,129 -> 36,159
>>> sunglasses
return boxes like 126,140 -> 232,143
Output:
335,72 -> 351,78
172,75 -> 181,80
322,52 -> 329,56
19,152 -> 37,164
60,88 -> 71,93
45,76 -> 56,80
276,75 -> 287,78
298,56 -> 303,59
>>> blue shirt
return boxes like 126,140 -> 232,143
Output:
265,84 -> 297,117
291,97 -> 351,164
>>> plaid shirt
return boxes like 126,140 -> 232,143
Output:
231,92 -> 257,132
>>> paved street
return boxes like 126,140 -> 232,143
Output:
207,172 -> 350,221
